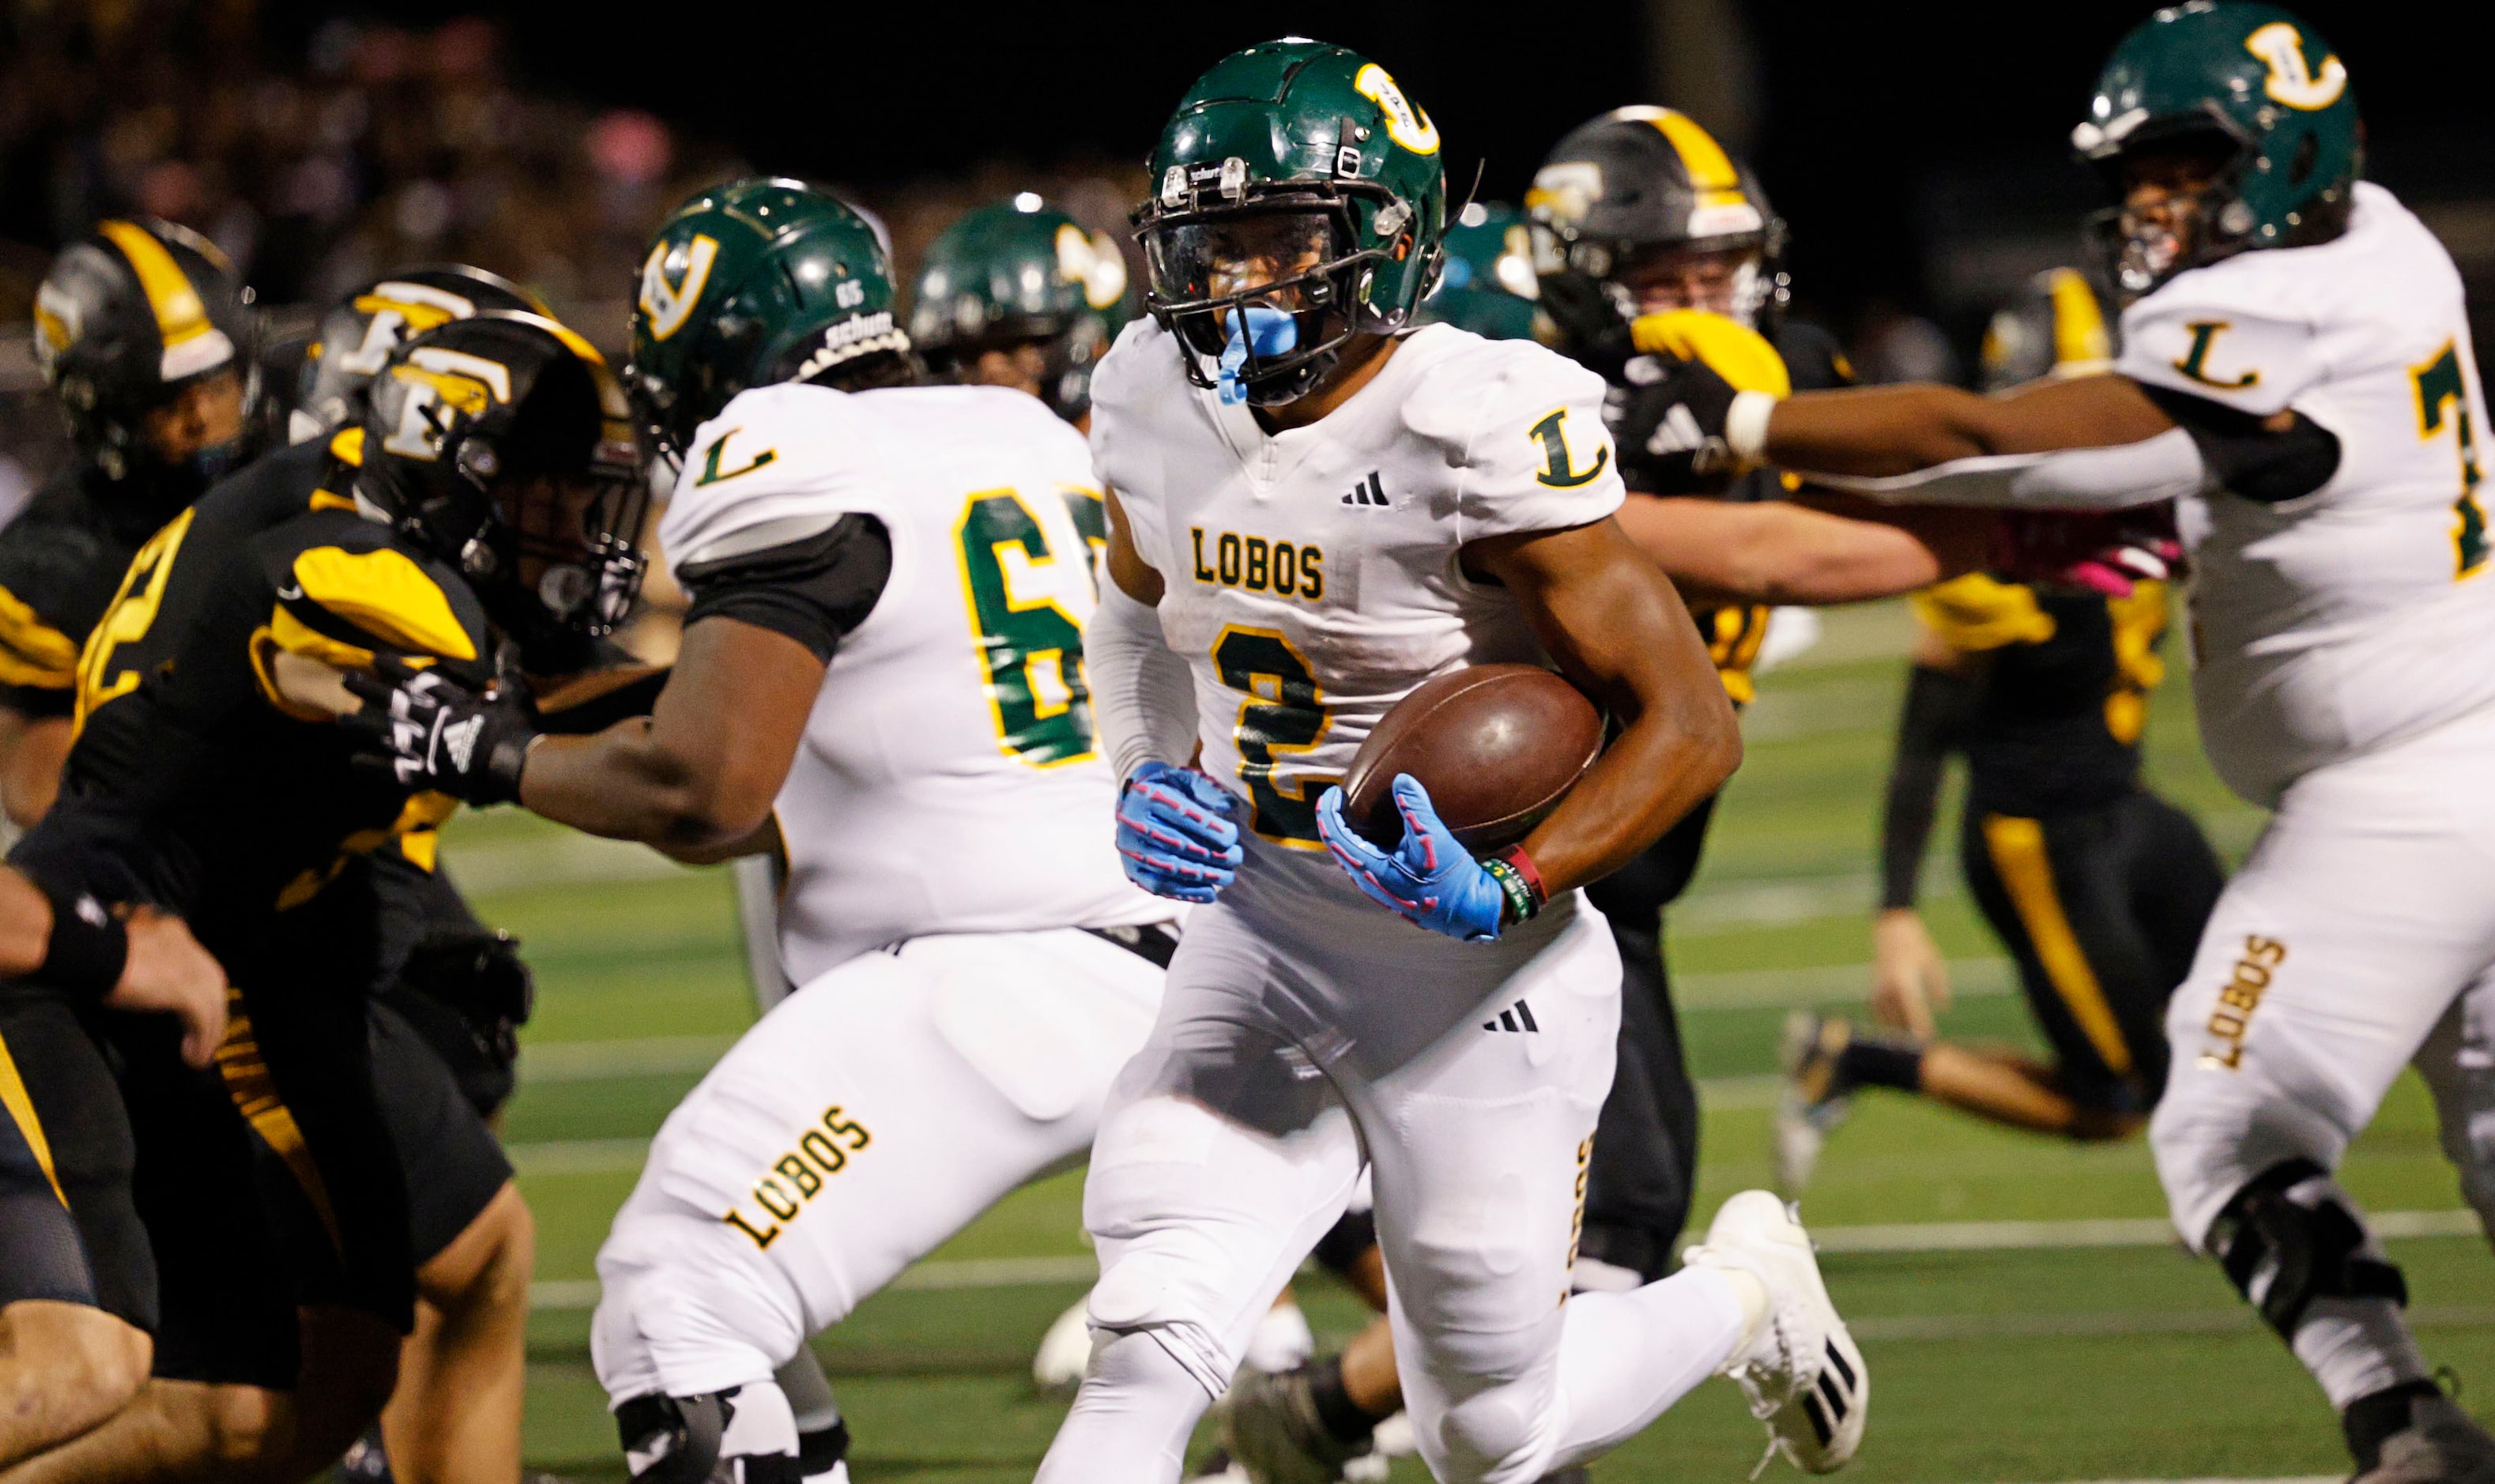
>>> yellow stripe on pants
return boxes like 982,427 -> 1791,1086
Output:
0,1029 -> 69,1207
213,989 -> 344,1254
1981,814 -> 2134,1076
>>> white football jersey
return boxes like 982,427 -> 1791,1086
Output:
661,381 -> 1166,982
2120,182 -> 2495,806
1091,318 -> 1623,857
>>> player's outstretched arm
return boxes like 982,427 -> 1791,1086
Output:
1615,492 -> 1993,606
1760,371 -> 2179,478
514,617 -> 826,856
1469,518 -> 1742,897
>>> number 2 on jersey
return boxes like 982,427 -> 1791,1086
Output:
955,490 -> 1095,766
2411,341 -> 2488,578
74,507 -> 195,731
1213,626 -> 1331,849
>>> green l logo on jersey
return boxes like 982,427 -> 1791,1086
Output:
2173,322 -> 2259,390
695,427 -> 776,486
1529,408 -> 1611,488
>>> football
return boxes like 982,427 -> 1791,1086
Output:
1340,664 -> 1604,853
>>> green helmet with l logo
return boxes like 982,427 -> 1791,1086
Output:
1134,38 -> 1447,406
628,177 -> 910,460
909,196 -> 1131,421
2072,2 -> 2361,297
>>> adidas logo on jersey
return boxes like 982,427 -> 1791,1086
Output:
1341,471 -> 1390,507
1483,1000 -> 1540,1034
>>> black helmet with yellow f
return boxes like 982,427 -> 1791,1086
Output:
1527,107 -> 1788,337
356,311 -> 647,650
32,217 -> 261,514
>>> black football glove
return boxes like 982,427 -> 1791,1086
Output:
342,651 -> 539,804
1607,352 -> 1746,495
1536,271 -> 1636,383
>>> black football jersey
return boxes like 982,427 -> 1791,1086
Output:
9,438 -> 489,984
0,463 -> 175,719
1913,574 -> 2173,817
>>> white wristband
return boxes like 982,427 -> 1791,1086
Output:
1725,390 -> 1780,463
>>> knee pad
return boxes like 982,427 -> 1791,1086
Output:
1432,1386 -> 1546,1484
616,1386 -> 804,1484
1087,1257 -> 1231,1400
2210,1159 -> 2407,1339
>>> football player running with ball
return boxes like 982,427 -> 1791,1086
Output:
348,179 -> 1182,1484
1042,41 -> 1866,1484
1627,4 -> 2495,1476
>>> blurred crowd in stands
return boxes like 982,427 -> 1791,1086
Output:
0,2 -> 1149,338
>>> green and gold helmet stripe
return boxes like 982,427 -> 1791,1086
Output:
95,219 -> 234,382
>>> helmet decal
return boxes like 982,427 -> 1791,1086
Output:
2244,21 -> 2346,110
32,281 -> 79,367
638,234 -> 721,342
1525,161 -> 1604,239
97,220 -> 234,382
379,348 -> 511,461
1353,65 -> 1439,154
1054,224 -> 1129,311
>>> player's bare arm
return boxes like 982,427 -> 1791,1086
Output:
1615,492 -> 1992,606
1761,371 -> 2178,476
0,710 -> 72,829
1465,518 -> 1741,895
0,866 -> 227,1065
515,617 -> 824,855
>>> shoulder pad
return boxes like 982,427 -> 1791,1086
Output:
258,521 -> 487,669
2119,267 -> 2319,417
662,385 -> 883,573
0,514 -> 131,693
1405,334 -> 1625,537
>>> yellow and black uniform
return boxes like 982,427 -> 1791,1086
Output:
1572,318 -> 1850,1279
0,465 -> 176,721
0,977 -> 144,1314
2,435 -> 524,1285
6,438 -> 496,1383
1879,574 -> 2226,1109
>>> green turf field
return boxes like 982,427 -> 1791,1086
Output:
462,597 -> 2494,1483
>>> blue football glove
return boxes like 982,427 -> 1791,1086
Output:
1116,762 -> 1245,903
1315,774 -> 1506,943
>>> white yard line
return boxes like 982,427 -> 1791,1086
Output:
518,1210 -> 2486,1309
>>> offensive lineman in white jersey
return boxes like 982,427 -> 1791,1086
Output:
1628,6 -> 2495,1478
1040,42 -> 1869,1484
347,179 -> 1175,1484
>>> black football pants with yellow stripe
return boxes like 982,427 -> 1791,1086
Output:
1959,788 -> 2226,1113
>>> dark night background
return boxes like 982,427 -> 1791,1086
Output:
291,0 -> 2495,330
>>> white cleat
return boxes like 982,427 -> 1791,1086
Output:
1684,1190 -> 1868,1475
1032,1294 -> 1095,1392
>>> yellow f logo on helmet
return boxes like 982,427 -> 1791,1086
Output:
639,234 -> 720,342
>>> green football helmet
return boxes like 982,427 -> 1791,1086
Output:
2072,2 -> 2361,299
628,177 -> 911,461
1135,38 -> 1448,406
1417,202 -> 1539,341
909,195 -> 1131,421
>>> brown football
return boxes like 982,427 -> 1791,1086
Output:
1341,664 -> 1604,853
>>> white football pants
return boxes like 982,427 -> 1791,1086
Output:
592,925 -> 1166,1403
1037,845 -> 1747,1484
2153,701 -> 2495,1248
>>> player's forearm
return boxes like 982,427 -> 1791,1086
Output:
0,866 -> 51,977
1878,665 -> 1974,910
1760,384 -> 2003,476
1496,526 -> 1743,894
1619,495 -> 1952,606
0,712 -> 70,830
518,720 -> 778,851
